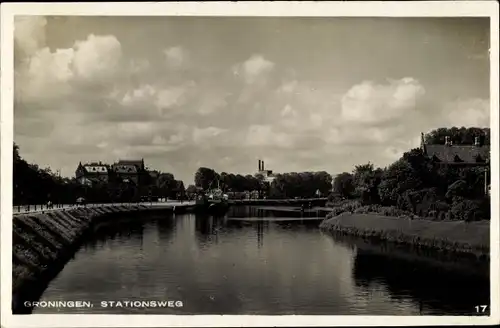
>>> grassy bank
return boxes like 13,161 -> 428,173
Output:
12,204 -> 191,314
319,213 -> 489,258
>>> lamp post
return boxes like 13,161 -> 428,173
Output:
484,159 -> 490,196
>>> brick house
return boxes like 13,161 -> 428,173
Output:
111,159 -> 146,186
420,132 -> 490,195
75,162 -> 109,186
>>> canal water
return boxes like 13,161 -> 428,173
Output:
35,206 -> 489,315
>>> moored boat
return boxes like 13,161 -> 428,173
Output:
194,179 -> 230,215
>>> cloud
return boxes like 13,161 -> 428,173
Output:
198,92 -> 229,116
156,82 -> 195,111
18,47 -> 75,101
72,34 -> 122,81
129,58 -> 151,74
192,127 -> 227,145
14,16 -> 47,56
278,79 -> 299,94
245,125 -> 293,149
12,17 -> 490,184
233,54 -> 275,85
119,84 -> 157,107
341,77 -> 426,124
107,81 -> 197,121
441,98 -> 490,127
164,46 -> 189,69
15,31 -> 123,103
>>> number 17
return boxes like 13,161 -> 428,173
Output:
475,305 -> 488,313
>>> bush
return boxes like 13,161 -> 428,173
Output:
446,180 -> 470,200
450,198 -> 487,221
329,199 -> 362,216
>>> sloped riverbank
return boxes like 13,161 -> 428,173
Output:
11,204 -> 194,314
319,213 -> 490,259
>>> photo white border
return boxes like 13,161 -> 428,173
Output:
1,1 -> 499,327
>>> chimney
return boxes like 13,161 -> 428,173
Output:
445,136 -> 451,146
258,159 -> 262,171
262,160 -> 265,171
474,136 -> 481,146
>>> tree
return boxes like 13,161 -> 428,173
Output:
174,180 -> 185,198
13,143 -> 21,162
186,184 -> 198,198
194,167 -> 219,190
333,172 -> 354,198
378,159 -> 421,206
446,180 -> 470,200
254,173 -> 267,198
157,173 -> 176,198
424,127 -> 490,145
313,171 -> 333,196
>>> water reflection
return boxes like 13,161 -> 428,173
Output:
36,206 -> 488,315
353,250 -> 490,315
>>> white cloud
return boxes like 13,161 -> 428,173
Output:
280,104 -> 295,117
278,79 -> 298,94
20,47 -> 75,100
156,83 -> 194,114
13,17 -> 489,184
16,31 -> 123,102
109,81 -> 198,120
309,113 -> 323,128
441,98 -> 489,127
341,77 -> 426,124
233,54 -> 275,85
72,34 -> 122,81
192,127 -> 227,145
129,58 -> 151,74
245,125 -> 293,149
164,46 -> 188,69
119,84 -> 157,106
14,16 -> 47,56
198,92 -> 228,116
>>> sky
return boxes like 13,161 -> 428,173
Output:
13,16 -> 490,185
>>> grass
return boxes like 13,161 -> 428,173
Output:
320,213 -> 490,258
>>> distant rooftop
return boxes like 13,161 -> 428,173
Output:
421,134 -> 490,164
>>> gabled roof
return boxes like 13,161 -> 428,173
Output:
83,165 -> 108,174
424,144 -> 490,164
113,164 -> 138,173
117,159 -> 144,167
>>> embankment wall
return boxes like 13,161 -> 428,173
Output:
11,204 -> 193,314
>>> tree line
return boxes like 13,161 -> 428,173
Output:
332,127 -> 491,221
189,167 -> 333,199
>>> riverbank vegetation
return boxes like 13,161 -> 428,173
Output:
189,167 -> 332,199
320,213 -> 490,258
329,127 -> 491,222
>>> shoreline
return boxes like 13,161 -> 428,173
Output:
319,212 -> 490,259
11,202 -> 491,313
11,204 -> 194,314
